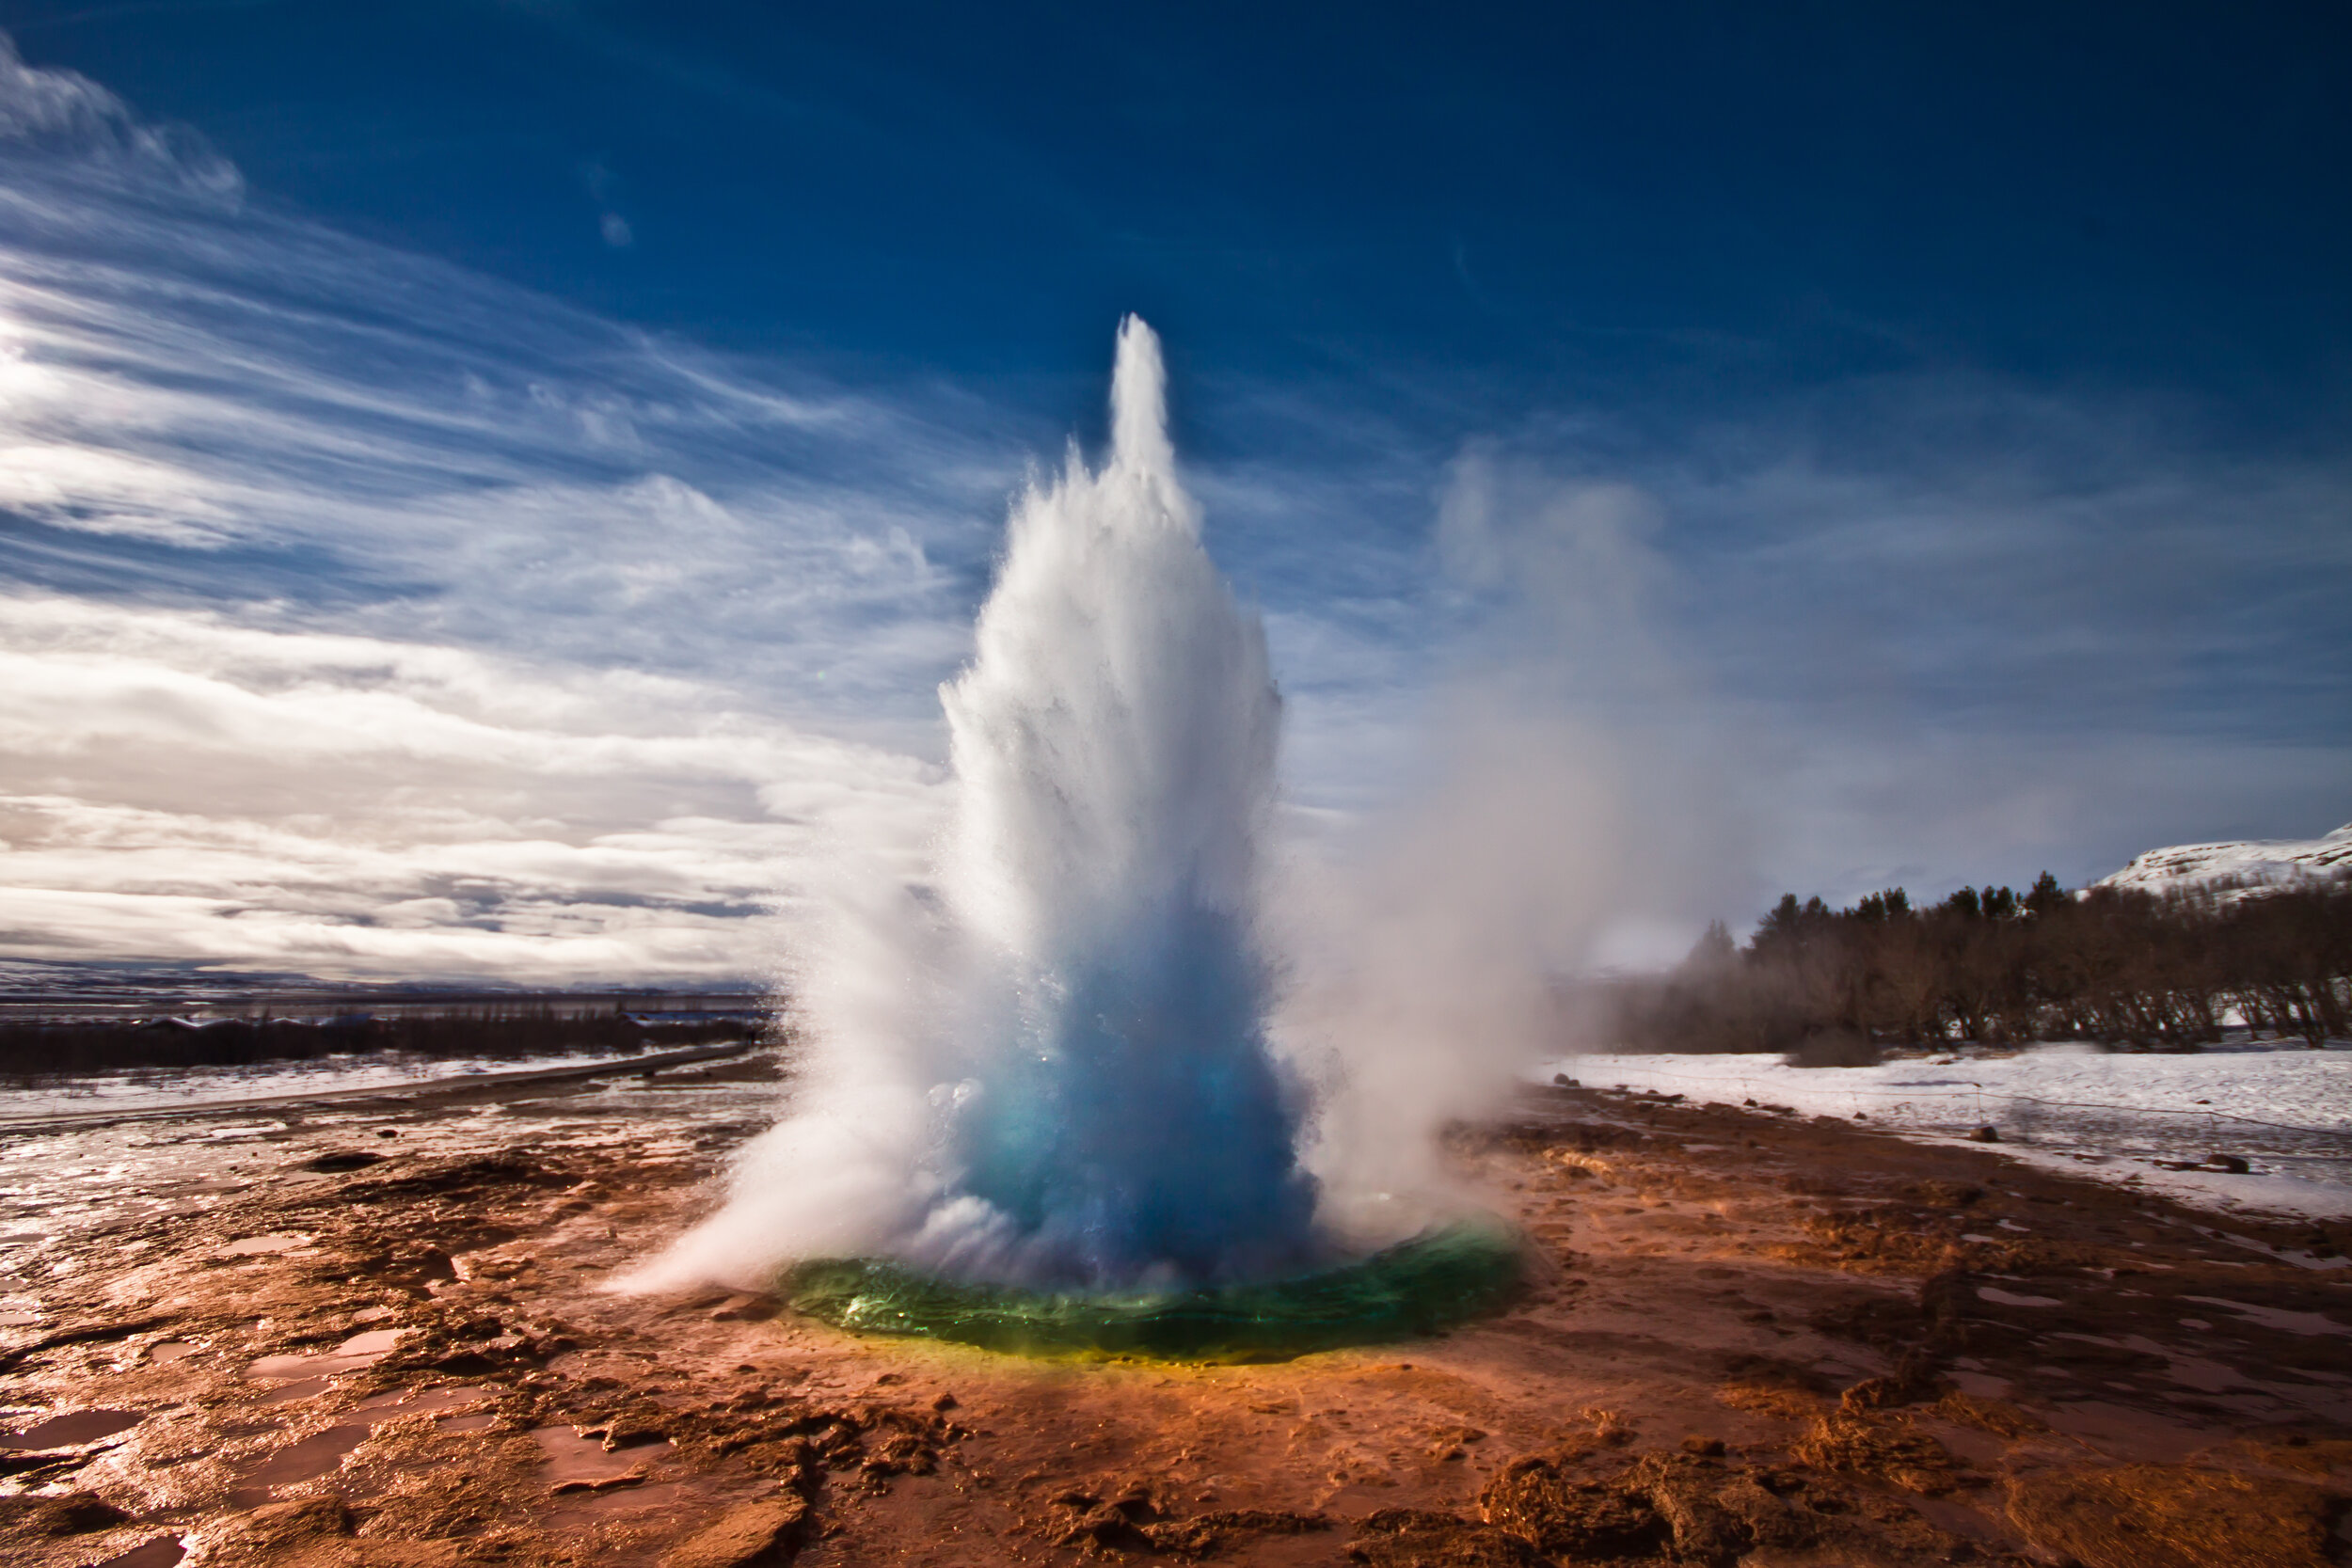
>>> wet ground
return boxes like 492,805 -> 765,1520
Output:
2,1059 -> 2347,1567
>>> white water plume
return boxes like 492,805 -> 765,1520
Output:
646,317 -> 1323,1291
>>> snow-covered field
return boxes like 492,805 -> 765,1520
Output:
1535,1040 -> 2352,1221
0,1049 -> 656,1122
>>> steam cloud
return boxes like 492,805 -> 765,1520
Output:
603,309 -> 1795,1298
648,319 -> 1325,1290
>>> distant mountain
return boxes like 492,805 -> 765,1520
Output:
2096,821 -> 2352,897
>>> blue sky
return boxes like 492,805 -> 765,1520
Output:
0,2 -> 2345,982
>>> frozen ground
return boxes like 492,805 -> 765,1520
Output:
0,1049 -> 667,1121
1535,1039 -> 2352,1222
7,1038 -> 2347,1568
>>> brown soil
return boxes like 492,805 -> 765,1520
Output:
2,1065 -> 2347,1566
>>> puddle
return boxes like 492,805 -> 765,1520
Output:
258,1376 -> 332,1405
1907,1495 -> 2010,1549
0,1309 -> 41,1326
1947,1370 -> 2010,1399
2183,1296 -> 2351,1338
93,1537 -> 183,1568
149,1340 -> 200,1363
547,1479 -> 687,1524
352,1385 -> 497,1417
217,1233 -> 310,1257
532,1424 -> 654,1488
442,1412 -> 499,1433
2038,1399 -> 2215,1461
1,1407 -> 144,1448
0,1232 -> 45,1245
237,1423 -> 369,1487
2159,1354 -> 2249,1394
1977,1286 -> 2063,1307
231,1381 -> 501,1491
248,1327 -> 406,1381
2222,1232 -> 2352,1272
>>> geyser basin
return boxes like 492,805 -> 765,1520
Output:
778,1216 -> 1524,1362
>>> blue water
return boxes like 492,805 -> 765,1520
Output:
958,904 -> 1319,1283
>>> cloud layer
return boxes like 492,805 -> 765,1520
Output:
0,592 -> 946,981
0,33 -> 2344,984
0,38 -> 979,981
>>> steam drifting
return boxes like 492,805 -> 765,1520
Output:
652,318 -> 1322,1290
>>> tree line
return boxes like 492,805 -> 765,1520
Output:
1604,873 -> 2352,1054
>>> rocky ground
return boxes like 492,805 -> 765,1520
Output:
2,1056 -> 2348,1567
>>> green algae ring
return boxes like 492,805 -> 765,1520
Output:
777,1215 -> 1526,1363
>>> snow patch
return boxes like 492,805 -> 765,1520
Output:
1534,1042 -> 2352,1219
2097,821 -> 2352,898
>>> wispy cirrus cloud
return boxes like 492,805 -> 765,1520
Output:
0,29 -> 2344,987
0,36 -> 985,980
0,218 -> 1006,736
0,28 -> 1020,728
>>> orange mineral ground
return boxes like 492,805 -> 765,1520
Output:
2,1053 -> 2347,1568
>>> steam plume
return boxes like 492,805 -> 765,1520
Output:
644,318 -> 1318,1290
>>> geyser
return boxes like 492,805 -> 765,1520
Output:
646,317 -> 1517,1347
927,315 -> 1314,1285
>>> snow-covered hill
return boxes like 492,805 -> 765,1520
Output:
2096,821 -> 2352,897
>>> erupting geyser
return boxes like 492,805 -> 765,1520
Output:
926,315 -> 1314,1286
644,318 -> 1518,1352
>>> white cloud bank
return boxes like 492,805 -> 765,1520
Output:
0,593 -> 946,981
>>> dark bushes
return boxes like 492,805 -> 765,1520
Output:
1784,1030 -> 1883,1069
